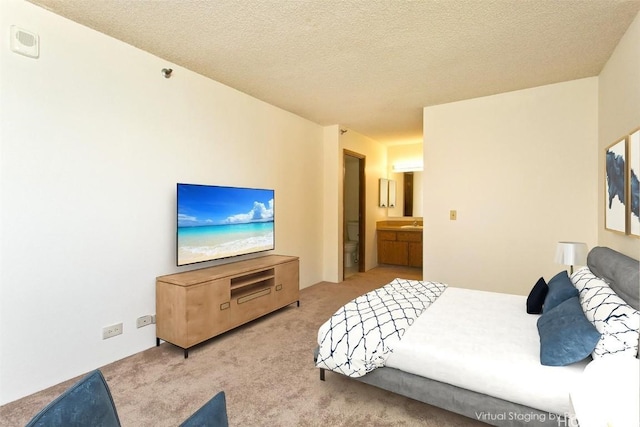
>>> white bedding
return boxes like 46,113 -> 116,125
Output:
316,278 -> 447,377
385,287 -> 588,416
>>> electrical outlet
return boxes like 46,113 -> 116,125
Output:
102,323 -> 123,339
136,315 -> 155,329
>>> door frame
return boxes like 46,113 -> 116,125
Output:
343,149 -> 366,273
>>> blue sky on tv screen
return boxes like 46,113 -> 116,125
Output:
178,184 -> 274,227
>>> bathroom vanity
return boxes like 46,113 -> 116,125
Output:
376,221 -> 423,267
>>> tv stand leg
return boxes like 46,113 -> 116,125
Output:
297,300 -> 300,307
156,337 -> 160,347
184,348 -> 189,359
320,368 -> 325,381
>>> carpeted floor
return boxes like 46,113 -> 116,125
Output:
0,265 -> 486,426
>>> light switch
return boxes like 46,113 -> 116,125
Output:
450,210 -> 457,220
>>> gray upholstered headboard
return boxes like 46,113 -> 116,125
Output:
587,246 -> 639,310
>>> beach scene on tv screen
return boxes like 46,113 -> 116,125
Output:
177,184 -> 274,266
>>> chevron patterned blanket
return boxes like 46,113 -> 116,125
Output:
315,278 -> 447,377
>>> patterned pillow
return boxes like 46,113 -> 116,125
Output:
571,268 -> 640,358
571,267 -> 594,293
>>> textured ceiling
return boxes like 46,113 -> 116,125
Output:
28,0 -> 640,144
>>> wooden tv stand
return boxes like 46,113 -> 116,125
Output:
156,255 -> 299,357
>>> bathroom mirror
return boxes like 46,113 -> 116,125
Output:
388,171 -> 423,217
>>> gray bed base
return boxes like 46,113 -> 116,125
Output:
353,367 -> 564,427
317,352 -> 565,427
317,246 -> 640,427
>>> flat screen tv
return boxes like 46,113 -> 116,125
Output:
177,183 -> 275,266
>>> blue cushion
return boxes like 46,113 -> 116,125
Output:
25,370 -> 121,427
180,391 -> 228,427
526,277 -> 548,314
543,270 -> 578,312
537,296 -> 600,366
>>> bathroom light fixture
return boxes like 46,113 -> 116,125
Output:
554,241 -> 588,274
392,162 -> 423,172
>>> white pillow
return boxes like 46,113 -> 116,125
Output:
571,268 -> 640,359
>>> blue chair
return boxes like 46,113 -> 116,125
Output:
25,370 -> 228,427
180,391 -> 228,427
25,370 -> 121,427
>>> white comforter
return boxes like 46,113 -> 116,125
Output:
386,287 -> 588,416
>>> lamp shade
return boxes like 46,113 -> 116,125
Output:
555,242 -> 588,267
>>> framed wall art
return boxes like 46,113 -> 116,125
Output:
605,137 -> 627,234
629,128 -> 639,237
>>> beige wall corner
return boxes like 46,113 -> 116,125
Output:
598,11 -> 640,259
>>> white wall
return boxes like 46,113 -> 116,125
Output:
598,11 -> 640,258
0,0 -> 325,404
423,78 -> 599,295
322,125 -> 341,282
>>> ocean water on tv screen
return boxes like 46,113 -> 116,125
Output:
178,221 -> 274,265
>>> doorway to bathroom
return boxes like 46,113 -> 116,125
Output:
343,150 -> 365,279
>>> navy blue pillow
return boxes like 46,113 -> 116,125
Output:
25,370 -> 121,427
527,277 -> 548,314
180,391 -> 228,427
543,270 -> 578,313
537,296 -> 600,366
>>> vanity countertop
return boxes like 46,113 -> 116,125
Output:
376,220 -> 423,231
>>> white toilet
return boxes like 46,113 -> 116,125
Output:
344,221 -> 359,268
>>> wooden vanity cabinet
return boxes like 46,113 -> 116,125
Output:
377,230 -> 423,267
378,231 -> 408,265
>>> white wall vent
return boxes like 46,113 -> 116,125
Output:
10,26 -> 39,59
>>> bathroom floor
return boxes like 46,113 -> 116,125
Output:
344,263 -> 359,278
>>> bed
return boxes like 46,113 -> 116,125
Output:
315,246 -> 639,427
